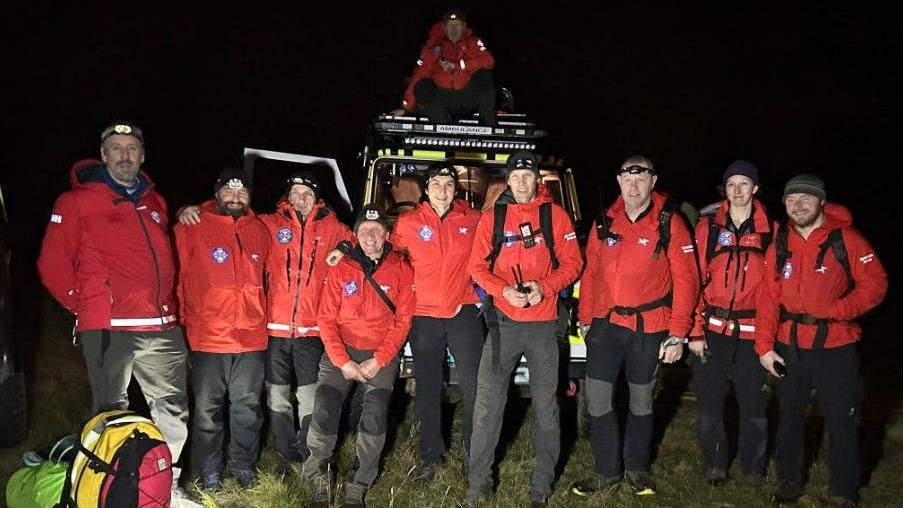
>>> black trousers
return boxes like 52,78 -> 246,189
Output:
414,69 -> 496,125
689,331 -> 768,475
266,336 -> 324,461
410,305 -> 485,465
584,320 -> 664,477
774,342 -> 860,501
191,350 -> 266,475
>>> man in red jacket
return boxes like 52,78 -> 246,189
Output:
180,172 -> 353,469
389,8 -> 496,125
688,160 -> 772,487
303,204 -> 414,508
174,169 -> 270,490
572,155 -> 700,497
465,151 -> 583,507
756,174 -> 887,506
37,121 -> 192,502
393,165 -> 484,480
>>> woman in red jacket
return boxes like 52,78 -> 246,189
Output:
688,160 -> 772,487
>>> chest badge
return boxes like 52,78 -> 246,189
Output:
638,237 -> 650,246
211,247 -> 230,264
718,230 -> 734,247
418,225 -> 435,242
150,211 -> 162,224
459,227 -> 469,235
816,265 -> 828,274
782,261 -> 793,279
343,281 -> 359,296
605,237 -> 618,247
277,228 -> 293,244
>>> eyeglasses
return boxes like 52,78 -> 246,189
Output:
619,165 -> 655,175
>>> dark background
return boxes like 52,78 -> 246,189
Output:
1,3 -> 899,384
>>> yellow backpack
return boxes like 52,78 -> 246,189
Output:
58,410 -> 173,508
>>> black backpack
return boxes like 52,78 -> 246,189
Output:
594,197 -> 689,260
774,225 -> 855,298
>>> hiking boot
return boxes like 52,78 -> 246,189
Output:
571,473 -> 621,496
771,481 -> 803,504
529,492 -> 548,507
201,471 -> 222,492
310,473 -> 333,508
827,495 -> 857,508
738,472 -> 765,487
412,462 -> 441,482
170,486 -> 203,508
342,482 -> 367,508
626,470 -> 656,495
233,469 -> 256,488
705,468 -> 727,486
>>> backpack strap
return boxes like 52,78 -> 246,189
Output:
775,224 -> 791,275
705,214 -> 720,265
362,271 -> 396,314
485,202 -> 508,271
815,228 -> 855,298
653,197 -> 684,260
539,202 -> 558,269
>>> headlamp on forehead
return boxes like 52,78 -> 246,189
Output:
288,176 -> 319,190
619,165 -> 656,175
512,157 -> 535,170
100,121 -> 144,143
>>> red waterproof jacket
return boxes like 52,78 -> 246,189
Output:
754,203 -> 887,356
174,202 -> 270,353
317,246 -> 415,368
402,22 -> 495,112
259,200 -> 353,338
578,192 -> 700,337
468,189 -> 583,322
38,159 -> 177,332
392,200 -> 481,317
692,200 -> 773,340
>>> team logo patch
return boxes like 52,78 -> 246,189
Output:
605,237 -> 618,247
782,261 -> 793,279
816,265 -> 828,274
718,230 -> 734,247
638,237 -> 650,246
149,211 -> 162,224
859,253 -> 875,264
157,458 -> 168,472
211,247 -> 229,264
343,281 -> 359,296
277,227 -> 293,244
50,214 -> 62,224
459,227 -> 469,235
365,209 -> 380,220
503,231 -> 518,247
419,225 -> 435,242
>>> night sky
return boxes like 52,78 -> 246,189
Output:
1,3 -> 899,328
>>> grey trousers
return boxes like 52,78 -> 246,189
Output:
266,336 -> 324,462
80,327 -> 189,481
467,314 -> 560,499
302,347 -> 399,488
190,350 -> 266,475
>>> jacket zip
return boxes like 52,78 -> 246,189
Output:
129,202 -> 165,326
289,225 -> 305,336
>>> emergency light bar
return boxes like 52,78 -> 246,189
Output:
403,137 -> 536,150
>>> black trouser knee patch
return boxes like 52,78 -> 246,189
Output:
358,388 -> 392,435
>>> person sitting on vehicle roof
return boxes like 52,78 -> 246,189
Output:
389,8 -> 497,126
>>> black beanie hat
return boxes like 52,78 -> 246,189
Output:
286,172 -> 321,200
353,204 -> 390,233
214,168 -> 252,193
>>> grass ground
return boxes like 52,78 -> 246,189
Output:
2,299 -> 902,507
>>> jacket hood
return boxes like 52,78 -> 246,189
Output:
715,198 -> 772,233
69,158 -> 155,189
276,199 -> 332,222
820,203 -> 853,229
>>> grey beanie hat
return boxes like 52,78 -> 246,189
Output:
783,173 -> 826,201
